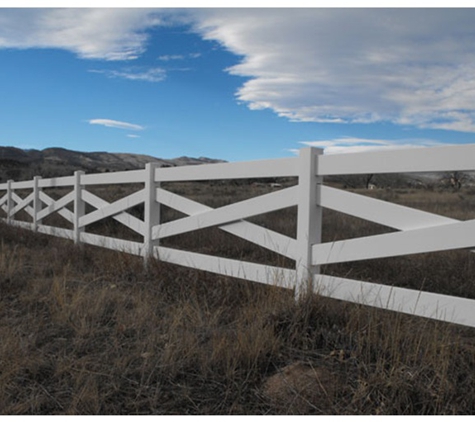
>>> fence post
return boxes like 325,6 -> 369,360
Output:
33,176 -> 42,231
6,180 -> 13,225
143,163 -> 160,266
74,170 -> 85,245
295,147 -> 324,299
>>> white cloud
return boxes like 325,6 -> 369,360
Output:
189,8 -> 475,132
90,67 -> 166,82
89,119 -> 144,131
158,54 -> 185,61
299,137 -> 443,155
158,52 -> 201,61
5,8 -> 475,134
0,8 -> 162,60
127,134 -> 140,138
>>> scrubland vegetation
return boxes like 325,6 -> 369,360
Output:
1,181 -> 475,414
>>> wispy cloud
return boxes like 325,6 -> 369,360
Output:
190,8 -> 475,133
0,9 -> 163,61
158,54 -> 185,61
89,119 -> 144,131
90,67 -> 166,82
127,134 -> 140,138
158,52 -> 201,61
5,9 -> 475,134
298,137 -> 443,155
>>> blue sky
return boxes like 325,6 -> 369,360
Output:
1,6 -> 475,162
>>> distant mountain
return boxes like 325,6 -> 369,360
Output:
2,146 -> 474,189
0,146 -> 226,182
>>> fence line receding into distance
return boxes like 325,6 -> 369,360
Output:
1,144 -> 475,328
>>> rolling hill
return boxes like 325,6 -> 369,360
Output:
0,146 -> 226,182
1,145 -> 473,189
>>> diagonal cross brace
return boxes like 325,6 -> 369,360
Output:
155,187 -> 297,259
10,192 -> 35,217
313,217 -> 475,265
80,189 -> 145,235
37,191 -> 75,222
152,185 -> 299,242
320,185 -> 458,231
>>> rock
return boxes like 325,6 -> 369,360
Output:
261,361 -> 336,414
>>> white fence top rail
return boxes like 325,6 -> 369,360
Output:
153,156 -> 299,182
81,169 -> 145,186
318,143 -> 475,175
1,143 -> 474,190
0,157 -> 298,189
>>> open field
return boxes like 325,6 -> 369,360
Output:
2,182 -> 475,414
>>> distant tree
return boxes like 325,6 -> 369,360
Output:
6,168 -> 21,180
365,174 -> 374,190
330,173 -> 376,189
442,171 -> 465,191
451,172 -> 463,191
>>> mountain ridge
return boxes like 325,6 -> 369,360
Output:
1,146 -> 474,189
0,146 -> 226,182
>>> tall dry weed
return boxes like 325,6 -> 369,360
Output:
1,184 -> 475,414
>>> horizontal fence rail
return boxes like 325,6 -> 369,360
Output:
1,145 -> 475,328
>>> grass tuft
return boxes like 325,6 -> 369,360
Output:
1,185 -> 475,414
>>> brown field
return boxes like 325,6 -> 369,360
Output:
1,181 -> 475,414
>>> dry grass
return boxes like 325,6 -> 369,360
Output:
1,182 -> 475,414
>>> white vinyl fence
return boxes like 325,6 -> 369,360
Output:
1,144 -> 475,328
